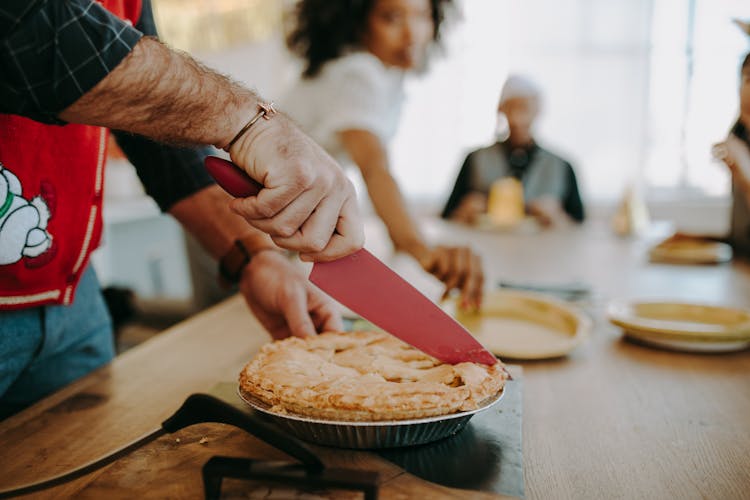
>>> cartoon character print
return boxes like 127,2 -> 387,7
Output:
0,162 -> 53,265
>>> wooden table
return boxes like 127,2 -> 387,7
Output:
1,218 -> 749,499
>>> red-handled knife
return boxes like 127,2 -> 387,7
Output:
205,156 -> 497,365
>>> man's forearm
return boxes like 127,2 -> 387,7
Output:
169,185 -> 277,260
59,37 -> 255,149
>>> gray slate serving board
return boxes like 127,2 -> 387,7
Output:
211,366 -> 523,498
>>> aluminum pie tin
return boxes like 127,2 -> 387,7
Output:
238,388 -> 504,449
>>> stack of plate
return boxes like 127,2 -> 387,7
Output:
607,301 -> 750,352
648,235 -> 732,265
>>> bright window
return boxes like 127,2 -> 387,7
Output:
154,0 -> 750,206
390,0 -> 750,204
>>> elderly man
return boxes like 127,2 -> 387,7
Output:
442,75 -> 585,227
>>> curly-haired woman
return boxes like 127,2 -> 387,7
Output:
714,52 -> 750,257
283,0 -> 484,308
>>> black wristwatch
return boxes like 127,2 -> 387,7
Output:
218,236 -> 275,288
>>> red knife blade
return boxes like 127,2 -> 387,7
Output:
204,156 -> 497,365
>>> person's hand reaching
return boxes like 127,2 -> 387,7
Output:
415,245 -> 484,310
451,192 -> 488,225
238,250 -> 343,340
713,134 -> 750,201
527,196 -> 571,228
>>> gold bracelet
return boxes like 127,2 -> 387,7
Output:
224,102 -> 277,152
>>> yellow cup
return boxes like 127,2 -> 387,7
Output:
487,178 -> 525,226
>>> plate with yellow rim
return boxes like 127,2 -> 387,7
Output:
446,290 -> 591,360
607,301 -> 750,352
648,235 -> 732,265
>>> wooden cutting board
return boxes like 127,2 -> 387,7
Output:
48,373 -> 522,500
60,423 -> 513,499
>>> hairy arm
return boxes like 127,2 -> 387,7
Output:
168,184 -> 275,260
59,37 -> 253,149
61,36 -> 362,260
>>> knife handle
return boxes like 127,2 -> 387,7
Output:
204,156 -> 263,198
205,155 -> 342,237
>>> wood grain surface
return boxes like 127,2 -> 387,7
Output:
1,218 -> 749,499
422,219 -> 750,500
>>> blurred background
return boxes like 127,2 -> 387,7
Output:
94,0 -> 750,346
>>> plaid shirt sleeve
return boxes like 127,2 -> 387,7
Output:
113,130 -> 216,212
0,0 -> 143,124
112,0 -> 214,212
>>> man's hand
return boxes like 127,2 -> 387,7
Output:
415,245 -> 484,309
714,134 -> 750,201
238,250 -> 343,340
527,196 -> 571,228
228,115 -> 364,262
450,192 -> 488,224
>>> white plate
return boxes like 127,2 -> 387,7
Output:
608,300 -> 750,353
607,301 -> 750,340
448,290 -> 591,360
648,236 -> 732,265
623,330 -> 750,353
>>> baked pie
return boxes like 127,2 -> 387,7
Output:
239,330 -> 507,422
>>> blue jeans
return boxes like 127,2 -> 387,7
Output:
0,266 -> 114,419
